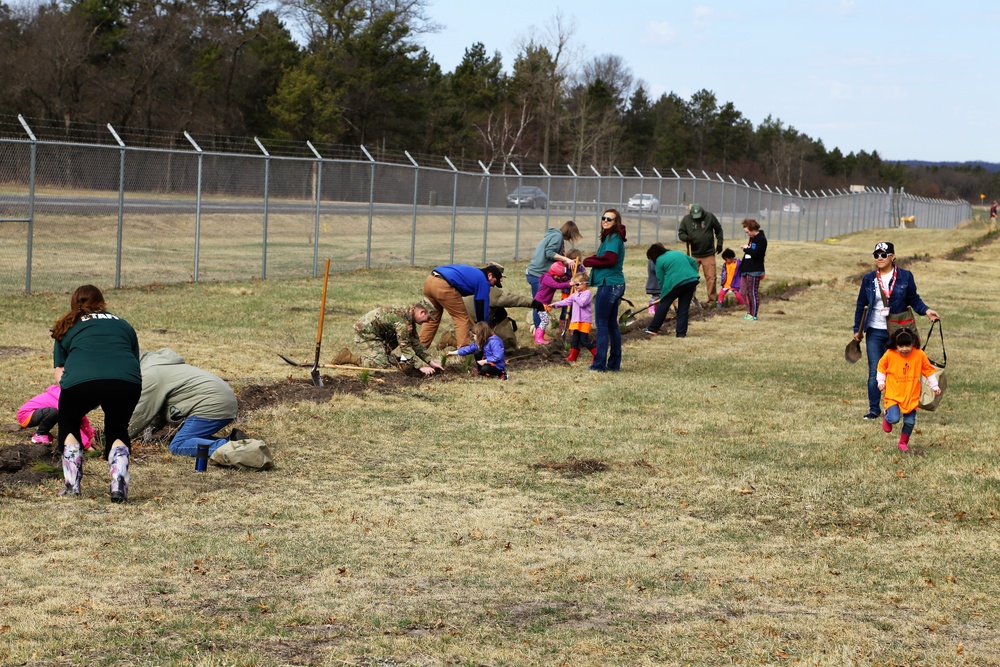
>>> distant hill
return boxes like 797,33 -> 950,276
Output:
898,160 -> 1000,172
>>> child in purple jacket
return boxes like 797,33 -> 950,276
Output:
550,273 -> 595,362
446,321 -> 507,379
716,248 -> 746,308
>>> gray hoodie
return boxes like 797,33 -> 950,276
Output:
128,348 -> 238,438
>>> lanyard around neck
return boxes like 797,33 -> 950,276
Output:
876,267 -> 896,306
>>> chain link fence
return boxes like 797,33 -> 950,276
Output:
0,122 -> 972,295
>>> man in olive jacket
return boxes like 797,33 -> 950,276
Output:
677,203 -> 724,303
128,348 -> 241,457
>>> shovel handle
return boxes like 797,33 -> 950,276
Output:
313,259 -> 331,364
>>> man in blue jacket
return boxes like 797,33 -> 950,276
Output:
852,242 -> 939,420
420,264 -> 503,348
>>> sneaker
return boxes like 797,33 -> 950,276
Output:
742,314 -> 757,321
643,329 -> 658,336
862,412 -> 881,421
31,433 -> 53,444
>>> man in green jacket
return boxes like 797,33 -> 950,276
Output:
128,348 -> 242,457
677,203 -> 723,304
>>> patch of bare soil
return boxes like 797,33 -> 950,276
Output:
947,228 -> 1000,261
531,457 -> 609,477
0,346 -> 34,359
0,441 -> 60,489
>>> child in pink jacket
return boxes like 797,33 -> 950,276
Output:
532,262 -> 572,344
17,385 -> 95,447
549,273 -> 595,362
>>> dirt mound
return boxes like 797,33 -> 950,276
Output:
0,441 -> 60,489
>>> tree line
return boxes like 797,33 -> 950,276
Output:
1,0 -> 996,202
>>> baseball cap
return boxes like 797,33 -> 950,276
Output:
690,203 -> 704,219
415,298 -> 439,321
873,242 -> 895,256
483,263 -> 505,288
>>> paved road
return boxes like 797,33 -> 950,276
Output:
1,193 -> 569,218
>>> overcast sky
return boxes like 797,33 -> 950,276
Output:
416,0 -> 997,164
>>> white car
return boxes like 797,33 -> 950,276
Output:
626,193 -> 659,213
782,202 -> 804,214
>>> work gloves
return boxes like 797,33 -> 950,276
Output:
716,244 -> 723,255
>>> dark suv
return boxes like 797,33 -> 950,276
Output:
506,186 -> 548,209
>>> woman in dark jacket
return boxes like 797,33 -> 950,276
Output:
738,218 -> 767,321
852,242 -> 939,421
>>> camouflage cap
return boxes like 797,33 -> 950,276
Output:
414,298 -> 439,321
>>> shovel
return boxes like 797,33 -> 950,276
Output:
845,305 -> 867,364
278,258 -> 331,386
619,297 -> 662,328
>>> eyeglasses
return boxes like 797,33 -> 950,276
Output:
601,215 -> 616,222
873,252 -> 891,259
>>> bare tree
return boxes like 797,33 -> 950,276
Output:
474,103 -> 532,173
515,10 -> 575,165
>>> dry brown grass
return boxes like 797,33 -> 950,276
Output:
1,220 -> 999,666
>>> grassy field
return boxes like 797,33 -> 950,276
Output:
1,217 -> 999,666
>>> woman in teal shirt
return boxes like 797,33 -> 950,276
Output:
582,209 -> 626,371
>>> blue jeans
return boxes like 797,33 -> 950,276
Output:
526,273 -> 542,328
865,327 -> 889,415
591,284 -> 625,371
169,416 -> 233,457
885,404 -> 916,436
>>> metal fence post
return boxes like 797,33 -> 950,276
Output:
540,163 -> 552,229
653,168 -> 665,241
633,167 -> 645,244
307,141 -> 323,277
510,163 -> 523,261
184,132 -> 203,282
18,115 -> 36,294
445,156 -> 459,264
254,137 -> 271,279
590,165 -> 603,248
728,176 -> 739,240
405,150 -> 419,266
687,170 -> 698,212
361,145 -> 376,269
108,124 -> 127,289
566,164 -> 579,224
479,160 -> 491,264
613,165 -> 626,212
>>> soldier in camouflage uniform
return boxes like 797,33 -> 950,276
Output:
333,301 -> 444,376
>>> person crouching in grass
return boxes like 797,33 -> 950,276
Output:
446,321 -> 508,380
